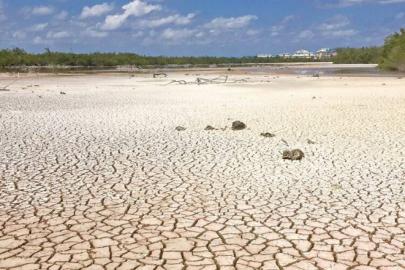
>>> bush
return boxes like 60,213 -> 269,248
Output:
379,28 -> 405,71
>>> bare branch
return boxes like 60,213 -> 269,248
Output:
153,73 -> 167,78
0,79 -> 20,91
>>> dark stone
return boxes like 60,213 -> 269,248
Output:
282,150 -> 292,160
232,121 -> 246,130
307,139 -> 315,144
175,126 -> 186,131
260,132 -> 275,138
283,149 -> 304,160
60,91 -> 66,95
205,126 -> 216,131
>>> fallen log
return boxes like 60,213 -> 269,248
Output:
153,73 -> 167,78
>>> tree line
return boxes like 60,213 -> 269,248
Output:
331,46 -> 381,64
331,28 -> 405,71
0,47 -> 319,68
0,29 -> 403,70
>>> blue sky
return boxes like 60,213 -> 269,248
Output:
0,0 -> 404,56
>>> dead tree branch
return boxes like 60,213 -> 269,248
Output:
161,75 -> 249,87
0,79 -> 20,91
233,79 -> 247,83
153,73 -> 167,78
164,80 -> 188,86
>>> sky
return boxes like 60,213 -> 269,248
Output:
0,0 -> 404,56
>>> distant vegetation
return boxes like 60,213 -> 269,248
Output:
0,47 -> 320,69
1,29 -> 404,71
331,28 -> 405,71
331,47 -> 381,64
379,28 -> 405,71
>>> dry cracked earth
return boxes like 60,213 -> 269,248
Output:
1,74 -> 405,270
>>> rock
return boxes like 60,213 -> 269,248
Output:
307,139 -> 315,144
60,91 -> 66,95
282,150 -> 292,160
282,149 -> 304,161
260,132 -> 275,138
313,74 -> 320,77
205,126 -> 216,131
175,126 -> 186,131
232,121 -> 246,130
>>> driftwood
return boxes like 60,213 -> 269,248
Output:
197,75 -> 228,85
164,80 -> 187,86
153,73 -> 167,78
161,75 -> 248,86
0,79 -> 19,91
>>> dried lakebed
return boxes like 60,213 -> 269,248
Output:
0,74 -> 405,270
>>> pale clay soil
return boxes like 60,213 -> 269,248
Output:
0,73 -> 405,270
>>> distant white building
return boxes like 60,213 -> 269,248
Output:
292,49 -> 314,58
316,48 -> 336,59
257,54 -> 273,58
277,53 -> 291,58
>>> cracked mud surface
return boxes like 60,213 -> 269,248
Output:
1,74 -> 405,270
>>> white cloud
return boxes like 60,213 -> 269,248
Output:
33,36 -> 49,44
162,28 -> 196,39
13,31 -> 27,39
54,10 -> 68,20
0,0 -> 5,21
133,30 -> 144,37
33,6 -> 54,15
323,0 -> 405,7
100,0 -> 161,30
21,6 -> 55,17
317,15 -> 350,30
29,23 -> 48,32
298,30 -> 315,39
270,15 -> 296,36
138,13 -> 195,28
204,15 -> 258,30
322,29 -> 358,37
375,0 -> 405,3
316,15 -> 357,39
195,32 -> 204,38
396,12 -> 405,19
82,28 -> 109,38
80,3 -> 114,19
246,29 -> 260,36
47,31 -> 70,39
